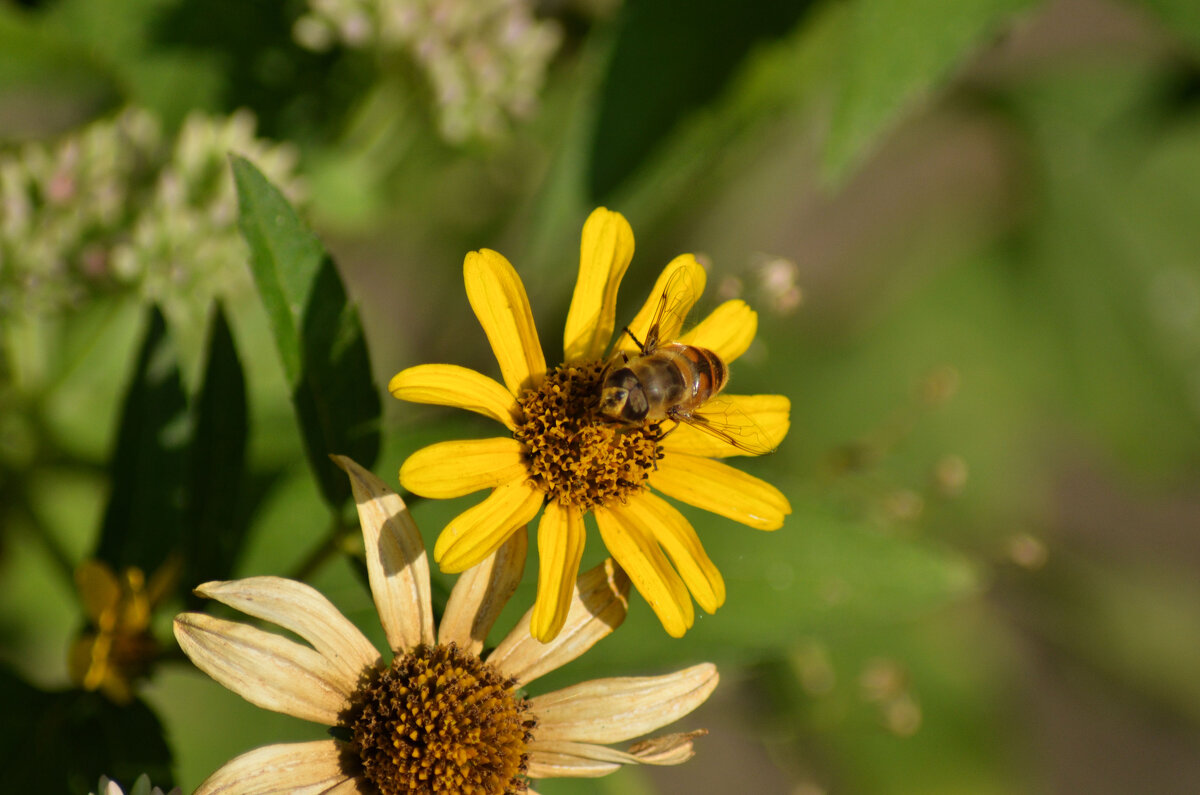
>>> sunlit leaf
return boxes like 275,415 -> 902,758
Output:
234,155 -> 381,507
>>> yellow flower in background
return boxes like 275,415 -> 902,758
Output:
69,557 -> 178,704
390,208 -> 791,641
175,458 -> 717,795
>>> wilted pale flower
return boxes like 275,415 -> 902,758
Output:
294,0 -> 561,142
174,457 -> 717,794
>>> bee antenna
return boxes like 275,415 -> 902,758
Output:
617,326 -> 647,352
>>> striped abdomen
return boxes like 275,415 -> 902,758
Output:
598,343 -> 728,424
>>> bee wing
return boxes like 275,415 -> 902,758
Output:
672,396 -> 780,457
616,259 -> 706,354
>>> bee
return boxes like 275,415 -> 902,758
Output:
596,267 -> 775,455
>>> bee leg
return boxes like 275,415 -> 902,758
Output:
647,421 -> 679,471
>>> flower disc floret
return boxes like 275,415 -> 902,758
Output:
349,643 -> 533,795
514,361 -> 661,511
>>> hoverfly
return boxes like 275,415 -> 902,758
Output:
596,267 -> 776,455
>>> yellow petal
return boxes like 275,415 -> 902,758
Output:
434,478 -> 544,573
678,299 -> 757,363
194,740 -> 352,795
490,559 -> 629,687
660,394 -> 791,458
650,454 -> 791,530
531,502 -> 587,642
614,493 -> 724,614
388,363 -> 521,430
531,663 -> 718,744
594,505 -> 693,637
173,613 -> 353,725
464,249 -> 546,395
563,208 -> 635,362
615,255 -> 706,354
334,456 -> 436,651
439,529 -> 527,656
400,438 -> 527,498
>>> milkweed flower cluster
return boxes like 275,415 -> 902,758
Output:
0,107 -> 302,321
293,0 -> 561,142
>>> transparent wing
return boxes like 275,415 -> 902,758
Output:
670,395 -> 778,456
643,266 -> 700,350
616,262 -> 704,354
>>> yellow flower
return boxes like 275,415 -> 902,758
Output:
390,208 -> 791,641
174,457 -> 717,795
69,557 -> 178,704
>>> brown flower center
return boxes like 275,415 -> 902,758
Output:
514,360 -> 661,511
349,643 -> 534,795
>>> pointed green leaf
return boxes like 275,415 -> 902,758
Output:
96,307 -> 189,574
233,155 -> 381,507
181,304 -> 249,594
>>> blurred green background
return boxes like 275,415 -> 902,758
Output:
3,0 -> 1200,792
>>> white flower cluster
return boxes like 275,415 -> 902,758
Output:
294,0 -> 561,142
0,108 -> 303,322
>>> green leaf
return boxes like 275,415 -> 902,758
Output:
0,666 -> 173,795
96,306 -> 189,574
588,0 -> 817,200
234,155 -> 381,507
181,304 -> 249,594
823,0 -> 1038,182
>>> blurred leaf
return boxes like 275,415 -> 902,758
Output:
755,604 -> 1026,795
150,0 -> 369,142
1132,0 -> 1200,52
823,0 -> 1038,182
1017,553 -> 1200,725
234,155 -> 381,507
0,666 -> 172,795
589,0 -> 816,199
0,6 -> 119,135
96,307 -> 189,574
1004,65 -> 1200,471
180,304 -> 249,594
41,0 -> 222,126
522,492 -> 980,689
